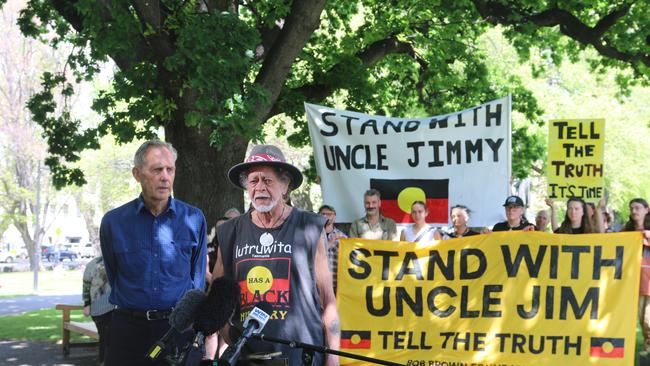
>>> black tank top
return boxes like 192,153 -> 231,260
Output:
217,208 -> 327,364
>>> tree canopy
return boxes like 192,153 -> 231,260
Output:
7,0 -> 650,223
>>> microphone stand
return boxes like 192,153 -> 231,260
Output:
251,333 -> 404,366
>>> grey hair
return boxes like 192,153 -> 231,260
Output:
224,207 -> 241,216
133,139 -> 178,168
364,188 -> 381,199
239,166 -> 293,190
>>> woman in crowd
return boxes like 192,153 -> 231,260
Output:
400,201 -> 436,243
445,205 -> 480,238
554,197 -> 604,234
602,211 -> 614,232
82,253 -> 113,365
623,198 -> 650,352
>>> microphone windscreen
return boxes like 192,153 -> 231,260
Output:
169,289 -> 206,331
195,276 -> 241,334
255,301 -> 273,317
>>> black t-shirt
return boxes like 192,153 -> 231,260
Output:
554,226 -> 585,234
448,229 -> 480,238
493,221 -> 534,231
207,236 -> 218,273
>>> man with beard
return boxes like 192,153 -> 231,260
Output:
349,189 -> 398,240
211,145 -> 339,366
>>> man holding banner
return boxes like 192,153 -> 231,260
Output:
492,195 -> 535,232
349,189 -> 398,241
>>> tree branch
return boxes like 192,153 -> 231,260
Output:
471,1 -> 649,70
131,0 -> 177,60
264,36 -> 420,120
50,0 -> 153,71
252,0 -> 327,122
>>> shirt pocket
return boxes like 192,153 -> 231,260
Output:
161,238 -> 196,278
112,240 -> 148,279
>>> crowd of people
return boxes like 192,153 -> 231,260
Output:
316,187 -> 650,356
85,139 -> 650,366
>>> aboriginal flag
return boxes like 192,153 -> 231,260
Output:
341,330 -> 371,349
235,258 -> 291,307
590,337 -> 624,358
370,178 -> 449,224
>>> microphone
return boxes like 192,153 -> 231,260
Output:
146,289 -> 206,360
218,301 -> 273,366
194,276 -> 241,335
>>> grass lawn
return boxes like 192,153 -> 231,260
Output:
0,268 -> 83,297
0,307 -> 91,342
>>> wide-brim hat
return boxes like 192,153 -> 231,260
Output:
228,145 -> 303,190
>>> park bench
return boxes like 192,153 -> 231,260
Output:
55,304 -> 99,356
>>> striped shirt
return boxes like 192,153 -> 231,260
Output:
326,228 -> 347,295
82,256 -> 115,316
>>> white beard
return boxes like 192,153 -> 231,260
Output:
253,199 -> 277,213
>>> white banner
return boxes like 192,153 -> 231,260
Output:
306,97 -> 511,227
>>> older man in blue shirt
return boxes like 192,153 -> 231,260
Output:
100,140 -> 207,366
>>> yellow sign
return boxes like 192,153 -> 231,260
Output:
337,232 -> 641,365
547,119 -> 605,202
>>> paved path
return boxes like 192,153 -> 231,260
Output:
0,294 -> 82,316
0,340 -> 97,366
0,294 -> 98,365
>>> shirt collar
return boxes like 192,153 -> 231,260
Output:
363,214 -> 385,224
136,195 -> 176,216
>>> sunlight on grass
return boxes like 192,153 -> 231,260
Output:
0,308 -> 89,341
27,326 -> 56,331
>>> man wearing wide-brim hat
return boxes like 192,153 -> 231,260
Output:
211,145 -> 340,366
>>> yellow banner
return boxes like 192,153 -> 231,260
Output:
547,118 -> 605,202
337,232 -> 641,366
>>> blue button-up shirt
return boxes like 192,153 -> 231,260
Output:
100,196 -> 207,310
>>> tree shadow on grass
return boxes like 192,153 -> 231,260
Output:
0,340 -> 97,366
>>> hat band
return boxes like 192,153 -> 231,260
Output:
246,153 -> 283,163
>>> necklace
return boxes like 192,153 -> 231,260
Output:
256,204 -> 286,231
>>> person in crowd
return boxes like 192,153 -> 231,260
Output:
622,198 -> 650,352
82,253 -> 114,366
400,201 -> 436,243
602,211 -> 614,232
349,189 -> 398,240
443,205 -> 480,239
224,207 -> 241,219
100,140 -> 207,366
586,202 -> 596,219
211,145 -> 339,365
535,198 -> 559,232
318,204 -> 348,295
491,196 -> 535,232
203,213 -> 233,363
554,197 -> 605,234
206,216 -> 230,285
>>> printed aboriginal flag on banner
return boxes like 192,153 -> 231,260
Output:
589,337 -> 624,358
370,178 -> 449,224
340,330 -> 371,349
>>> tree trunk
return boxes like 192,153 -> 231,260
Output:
71,191 -> 99,243
165,122 -> 248,229
14,221 -> 36,270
